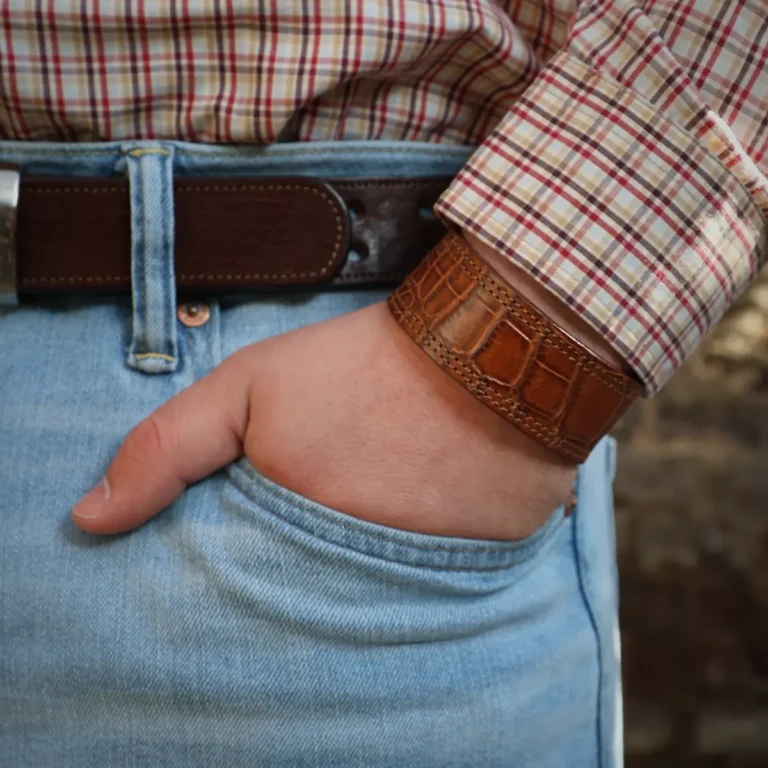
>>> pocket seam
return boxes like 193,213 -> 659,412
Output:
227,459 -> 568,572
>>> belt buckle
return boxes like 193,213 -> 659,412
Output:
0,164 -> 20,306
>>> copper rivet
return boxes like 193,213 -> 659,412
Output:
178,302 -> 210,327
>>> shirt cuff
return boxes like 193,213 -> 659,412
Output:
436,52 -> 768,394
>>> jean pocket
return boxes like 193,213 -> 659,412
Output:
223,457 -> 567,575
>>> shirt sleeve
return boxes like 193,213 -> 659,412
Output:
436,0 -> 768,394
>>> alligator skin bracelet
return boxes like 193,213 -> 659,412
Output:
387,231 -> 643,463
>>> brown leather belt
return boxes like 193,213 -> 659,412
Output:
1,172 -> 452,301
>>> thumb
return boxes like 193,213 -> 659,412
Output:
72,352 -> 252,534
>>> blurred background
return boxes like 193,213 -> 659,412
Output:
616,272 -> 768,767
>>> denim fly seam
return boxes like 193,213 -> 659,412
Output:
124,143 -> 179,374
574,436 -> 622,768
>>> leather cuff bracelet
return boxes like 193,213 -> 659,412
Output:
387,232 -> 643,463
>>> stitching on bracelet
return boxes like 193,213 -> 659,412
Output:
389,288 -> 632,461
451,240 -> 631,393
390,295 -> 565,445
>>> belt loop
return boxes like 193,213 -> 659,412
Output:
123,143 -> 178,374
0,165 -> 20,306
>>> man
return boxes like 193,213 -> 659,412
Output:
0,1 -> 765,766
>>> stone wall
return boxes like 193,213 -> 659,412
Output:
616,274 -> 768,767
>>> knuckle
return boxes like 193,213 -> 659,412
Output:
124,414 -> 165,461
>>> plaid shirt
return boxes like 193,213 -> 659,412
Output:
1,1 -> 766,392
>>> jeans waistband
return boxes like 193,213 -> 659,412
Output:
0,139 -> 474,180
1,139 -> 473,374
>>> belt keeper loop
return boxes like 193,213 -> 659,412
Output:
0,165 -> 20,307
124,143 -> 179,374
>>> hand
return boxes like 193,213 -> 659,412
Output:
72,301 -> 577,540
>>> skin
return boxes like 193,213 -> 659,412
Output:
72,233 -> 626,541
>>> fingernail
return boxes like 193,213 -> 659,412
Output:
73,478 -> 111,520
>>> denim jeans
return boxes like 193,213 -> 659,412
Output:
0,140 -> 623,767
